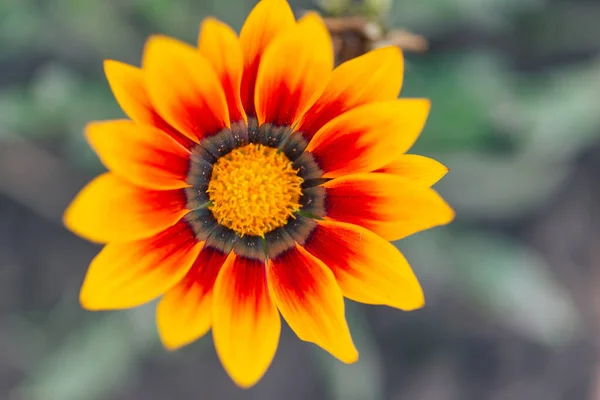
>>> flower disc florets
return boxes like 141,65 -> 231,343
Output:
207,143 -> 303,237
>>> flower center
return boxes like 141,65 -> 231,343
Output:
207,143 -> 303,237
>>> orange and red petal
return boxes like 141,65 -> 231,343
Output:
304,220 -> 424,310
297,46 -> 404,141
80,221 -> 202,310
142,35 -> 230,143
103,60 -> 194,149
198,18 -> 246,124
255,12 -> 333,127
239,0 -> 296,117
267,245 -> 358,364
64,173 -> 188,243
376,154 -> 449,187
323,173 -> 455,241
212,254 -> 280,388
305,99 -> 430,178
85,120 -> 190,190
156,245 -> 229,350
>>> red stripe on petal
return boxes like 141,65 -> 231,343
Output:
104,60 -> 196,149
212,254 -> 280,388
198,18 -> 246,124
181,246 -> 228,292
323,173 -> 455,241
157,245 -> 228,350
267,245 -> 358,363
304,220 -> 424,310
64,173 -> 188,243
254,13 -> 333,127
80,221 -> 201,310
143,35 -> 230,143
297,46 -> 404,142
375,154 -> 449,187
85,120 -> 191,190
239,0 -> 296,117
305,99 -> 431,178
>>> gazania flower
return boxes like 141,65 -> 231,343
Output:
64,0 -> 454,388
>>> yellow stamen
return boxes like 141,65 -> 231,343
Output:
207,144 -> 303,237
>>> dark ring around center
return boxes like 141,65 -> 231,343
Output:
182,118 -> 327,262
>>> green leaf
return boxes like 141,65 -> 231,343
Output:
403,53 -> 513,153
313,303 -> 385,400
434,151 -> 570,221
402,230 -> 581,346
450,231 -> 580,345
15,306 -> 159,400
514,62 -> 600,161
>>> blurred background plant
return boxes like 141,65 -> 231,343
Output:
1,0 -> 600,399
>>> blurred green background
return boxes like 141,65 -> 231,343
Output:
1,0 -> 600,399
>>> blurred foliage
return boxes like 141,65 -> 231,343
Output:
18,307 -> 157,400
1,0 -> 600,399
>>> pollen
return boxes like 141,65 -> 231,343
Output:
207,144 -> 304,237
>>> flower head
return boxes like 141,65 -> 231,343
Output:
64,0 -> 454,388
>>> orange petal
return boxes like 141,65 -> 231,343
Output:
103,60 -> 194,149
267,245 -> 358,363
156,245 -> 228,350
255,12 -> 333,126
85,120 -> 190,190
198,18 -> 246,124
298,46 -> 404,141
305,99 -> 431,178
304,220 -> 424,310
323,173 -> 455,241
80,221 -> 202,310
212,254 -> 280,388
64,173 -> 188,243
376,154 -> 449,187
240,0 -> 296,117
143,35 -> 229,143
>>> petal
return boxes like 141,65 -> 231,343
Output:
212,254 -> 280,388
239,0 -> 296,117
64,173 -> 188,243
255,12 -> 333,126
323,173 -> 455,241
85,120 -> 190,190
143,35 -> 229,143
103,60 -> 194,149
198,18 -> 246,124
297,46 -> 404,141
267,245 -> 358,363
305,99 -> 431,178
156,245 -> 228,350
376,154 -> 449,187
80,221 -> 202,310
304,220 -> 424,310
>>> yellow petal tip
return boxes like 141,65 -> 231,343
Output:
339,348 -> 359,364
78,275 -> 114,311
103,59 -> 126,74
159,339 -> 185,352
142,34 -> 189,68
231,376 -> 262,390
79,287 -> 102,311
445,205 -> 456,223
221,359 -> 272,389
377,45 -> 402,56
156,322 -> 210,352
298,11 -> 328,33
300,10 -> 321,19
399,293 -> 426,312
103,59 -> 116,73
62,203 -> 76,231
200,16 -> 221,28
